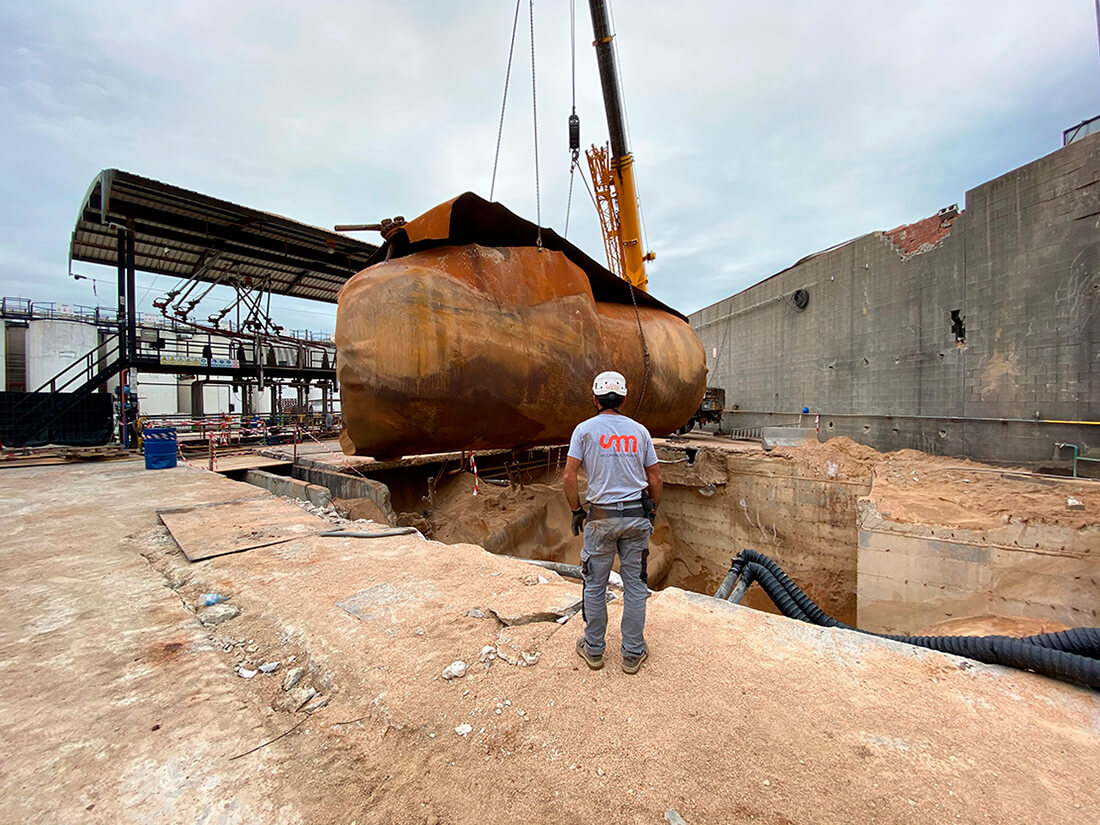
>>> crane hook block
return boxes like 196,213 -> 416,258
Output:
568,113 -> 580,152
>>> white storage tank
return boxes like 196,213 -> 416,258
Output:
25,320 -> 99,391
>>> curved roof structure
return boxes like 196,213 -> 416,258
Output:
69,169 -> 379,304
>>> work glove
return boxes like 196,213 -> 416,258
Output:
642,495 -> 657,525
571,507 -> 588,536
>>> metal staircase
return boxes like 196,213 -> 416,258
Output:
2,334 -> 122,448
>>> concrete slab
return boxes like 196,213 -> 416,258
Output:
761,426 -> 820,450
158,496 -> 330,560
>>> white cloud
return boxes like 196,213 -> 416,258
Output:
0,0 -> 1096,331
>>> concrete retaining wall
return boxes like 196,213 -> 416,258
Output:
292,457 -> 398,524
857,501 -> 1099,634
243,470 -> 332,508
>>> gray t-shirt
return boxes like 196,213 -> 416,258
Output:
567,412 -> 658,505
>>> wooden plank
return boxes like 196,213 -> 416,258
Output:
158,497 -> 330,561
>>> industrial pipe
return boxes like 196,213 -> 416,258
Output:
715,549 -> 1100,689
320,528 -> 419,538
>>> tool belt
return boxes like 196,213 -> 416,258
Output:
587,500 -> 647,521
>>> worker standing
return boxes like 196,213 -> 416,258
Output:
563,370 -> 662,674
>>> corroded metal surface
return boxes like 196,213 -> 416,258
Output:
336,199 -> 705,458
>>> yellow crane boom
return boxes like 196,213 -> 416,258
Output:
587,0 -> 652,293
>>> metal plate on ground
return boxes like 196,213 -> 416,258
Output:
158,496 -> 329,561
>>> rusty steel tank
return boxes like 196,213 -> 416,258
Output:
336,193 -> 706,458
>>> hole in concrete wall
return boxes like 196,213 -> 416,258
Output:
950,309 -> 966,344
827,420 -> 835,430
938,430 -> 947,439
862,425 -> 871,433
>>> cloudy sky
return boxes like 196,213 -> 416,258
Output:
1,1 -> 1097,334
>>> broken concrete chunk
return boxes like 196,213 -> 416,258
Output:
665,810 -> 687,825
454,723 -> 472,736
479,645 -> 496,663
197,604 -> 241,626
237,667 -> 257,679
761,426 -> 818,451
1067,497 -> 1084,510
274,686 -> 314,713
258,661 -> 279,674
442,660 -> 467,680
282,667 -> 305,691
487,583 -> 585,626
464,608 -> 488,619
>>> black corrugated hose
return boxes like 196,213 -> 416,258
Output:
721,548 -> 1100,690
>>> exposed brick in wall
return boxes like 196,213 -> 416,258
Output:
884,208 -> 960,257
690,133 -> 1100,466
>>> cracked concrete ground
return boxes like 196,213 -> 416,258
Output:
0,460 -> 1097,824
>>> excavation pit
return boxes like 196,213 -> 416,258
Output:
263,435 -> 1099,635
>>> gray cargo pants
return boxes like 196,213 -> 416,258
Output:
580,516 -> 652,658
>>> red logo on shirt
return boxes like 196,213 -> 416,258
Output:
599,434 -> 638,453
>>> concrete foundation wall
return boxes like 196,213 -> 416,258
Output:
691,133 -> 1100,467
857,502 -> 1099,634
292,457 -> 399,524
658,445 -> 1096,633
659,448 -> 871,625
243,469 -> 332,508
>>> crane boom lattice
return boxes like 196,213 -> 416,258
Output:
586,144 -> 625,282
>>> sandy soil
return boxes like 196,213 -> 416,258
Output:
770,436 -> 1100,530
919,615 -> 1072,637
1,460 -> 1097,824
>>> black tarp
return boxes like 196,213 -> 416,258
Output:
0,391 -> 114,448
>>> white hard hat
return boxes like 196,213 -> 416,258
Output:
592,370 -> 628,396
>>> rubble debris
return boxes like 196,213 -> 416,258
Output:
301,695 -> 329,713
1067,497 -> 1084,510
487,585 -> 584,626
454,723 -> 472,736
258,662 -> 279,674
274,686 -> 315,713
282,667 -> 305,691
197,604 -> 241,626
237,667 -> 258,679
441,661 -> 467,680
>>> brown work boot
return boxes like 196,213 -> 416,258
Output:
576,637 -> 604,670
621,646 -> 648,675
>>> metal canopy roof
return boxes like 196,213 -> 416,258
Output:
69,169 -> 379,305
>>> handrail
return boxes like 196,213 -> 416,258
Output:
0,295 -> 336,342
30,335 -> 121,396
